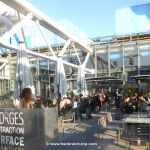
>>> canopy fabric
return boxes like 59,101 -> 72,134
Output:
13,42 -> 35,105
54,57 -> 68,99
77,65 -> 87,96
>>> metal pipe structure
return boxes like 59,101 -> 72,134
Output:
94,46 -> 98,77
107,45 -> 111,76
0,62 -> 7,71
0,0 -> 93,53
35,20 -> 56,57
83,52 -> 90,67
58,39 -> 71,57
0,0 -> 94,75
0,41 -> 93,73
72,43 -> 81,65
0,14 -> 32,42
122,44 -> 125,86
137,42 -> 141,89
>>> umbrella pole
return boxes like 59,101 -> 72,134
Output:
19,80 -> 22,97
57,84 -> 61,115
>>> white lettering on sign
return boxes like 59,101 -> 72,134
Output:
0,112 -> 4,124
19,112 -> 24,126
1,135 -> 24,146
0,126 -> 24,134
0,111 -> 24,147
1,135 -> 5,144
9,112 -> 15,125
0,112 -> 24,126
20,137 -> 24,146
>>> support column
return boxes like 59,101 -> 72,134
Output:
69,50 -> 73,91
137,42 -> 141,76
107,45 -> 111,76
8,54 -> 11,92
137,42 -> 141,90
48,60 -> 50,98
122,44 -> 125,86
0,80 -> 1,96
2,63 -> 5,95
36,58 -> 41,96
1,69 -> 4,95
94,46 -> 97,77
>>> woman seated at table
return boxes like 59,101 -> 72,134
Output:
18,87 -> 33,109
123,97 -> 134,114
139,95 -> 148,112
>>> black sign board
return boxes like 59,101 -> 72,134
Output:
0,108 -> 58,150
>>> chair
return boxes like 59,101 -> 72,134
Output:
140,100 -> 148,112
106,113 -> 113,123
98,117 -> 121,144
106,112 -> 124,133
61,111 -> 75,137
125,124 -> 149,149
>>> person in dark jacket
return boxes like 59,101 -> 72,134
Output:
114,89 -> 122,110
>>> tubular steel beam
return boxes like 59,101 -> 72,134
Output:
1,0 -> 93,53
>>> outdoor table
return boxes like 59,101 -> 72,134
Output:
129,114 -> 149,118
0,107 -> 58,149
125,116 -> 150,149
146,106 -> 150,111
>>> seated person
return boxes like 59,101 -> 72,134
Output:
147,92 -> 150,105
124,97 -> 133,114
61,97 -> 72,115
139,95 -> 148,112
33,99 -> 44,108
18,87 -> 33,109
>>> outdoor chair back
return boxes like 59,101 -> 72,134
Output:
106,112 -> 124,134
61,111 -> 76,137
63,111 -> 74,120
98,116 -> 120,143
99,117 -> 107,128
106,113 -> 113,123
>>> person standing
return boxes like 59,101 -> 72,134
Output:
128,89 -> 131,98
99,89 -> 106,110
114,89 -> 122,110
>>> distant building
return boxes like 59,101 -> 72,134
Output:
115,3 -> 150,35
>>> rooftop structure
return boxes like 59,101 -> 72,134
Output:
0,1 -> 150,96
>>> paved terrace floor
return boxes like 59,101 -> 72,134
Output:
49,111 -> 148,150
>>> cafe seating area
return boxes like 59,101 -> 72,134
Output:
56,103 -> 150,150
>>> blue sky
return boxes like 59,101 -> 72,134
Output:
27,0 -> 150,38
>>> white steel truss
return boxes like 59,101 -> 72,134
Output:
0,14 -> 32,42
0,0 -> 94,74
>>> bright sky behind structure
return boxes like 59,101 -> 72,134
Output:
27,0 -> 150,38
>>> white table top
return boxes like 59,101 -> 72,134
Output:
125,117 -> 150,124
129,114 -> 149,118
